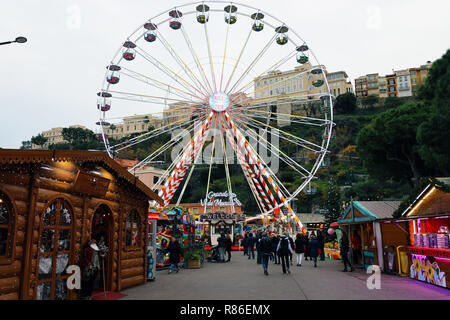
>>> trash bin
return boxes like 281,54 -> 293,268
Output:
396,246 -> 409,276
383,246 -> 396,274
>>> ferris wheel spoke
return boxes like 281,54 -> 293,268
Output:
220,114 -> 272,213
155,29 -> 212,97
155,112 -> 215,206
224,111 -> 295,208
230,104 -> 331,123
110,108 -> 207,150
119,66 -> 205,103
228,114 -> 301,196
115,110 -> 208,153
223,27 -> 253,93
203,22 -> 218,92
107,89 -> 207,107
130,115 -> 205,171
228,112 -> 312,179
226,33 -> 277,96
223,112 -> 288,212
230,108 -> 329,127
219,20 -> 232,92
231,110 -> 327,153
217,114 -> 235,211
135,45 -> 209,100
247,66 -> 318,99
180,25 -> 214,95
175,114 -> 217,206
230,49 -> 296,97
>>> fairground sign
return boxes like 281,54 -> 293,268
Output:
200,213 -> 246,221
200,191 -> 242,207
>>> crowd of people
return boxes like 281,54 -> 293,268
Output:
240,229 -> 355,276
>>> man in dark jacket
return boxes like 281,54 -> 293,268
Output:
277,234 -> 294,274
242,234 -> 249,256
317,231 -> 325,261
271,234 -> 279,264
225,234 -> 232,262
167,237 -> 183,273
217,233 -> 227,263
256,232 -> 262,264
304,234 -> 310,261
247,233 -> 255,259
259,232 -> 273,275
340,230 -> 354,272
308,235 -> 320,267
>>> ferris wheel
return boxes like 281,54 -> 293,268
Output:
96,1 -> 334,232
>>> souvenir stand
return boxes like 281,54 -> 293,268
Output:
400,178 -> 450,288
148,207 -> 196,269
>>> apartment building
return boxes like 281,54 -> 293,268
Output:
32,125 -> 87,149
104,113 -> 162,140
409,61 -> 432,96
395,69 -> 412,97
327,71 -> 353,97
354,61 -> 432,98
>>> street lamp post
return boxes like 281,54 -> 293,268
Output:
0,36 -> 27,46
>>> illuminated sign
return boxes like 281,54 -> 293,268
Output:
209,92 -> 229,112
200,213 -> 246,220
408,246 -> 450,259
200,191 -> 242,207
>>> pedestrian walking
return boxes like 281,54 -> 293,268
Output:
308,234 -> 319,267
167,237 -> 183,273
304,233 -> 310,261
225,234 -> 232,262
247,233 -> 255,259
288,234 -> 295,265
271,234 -> 280,264
340,230 -> 354,272
318,230 -> 325,261
217,233 -> 227,263
242,234 -> 249,256
277,233 -> 294,274
294,233 -> 306,266
256,232 -> 262,264
258,232 -> 273,276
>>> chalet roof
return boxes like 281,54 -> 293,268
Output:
0,149 -> 163,205
338,201 -> 400,224
402,178 -> 450,218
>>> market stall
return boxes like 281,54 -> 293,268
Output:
148,207 -> 196,269
0,149 -> 163,300
337,200 -> 400,270
399,178 -> 450,288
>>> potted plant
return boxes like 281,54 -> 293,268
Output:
183,248 -> 203,269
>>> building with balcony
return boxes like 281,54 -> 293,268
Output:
395,69 -> 412,97
409,61 -> 432,96
104,113 -> 162,140
32,125 -> 87,149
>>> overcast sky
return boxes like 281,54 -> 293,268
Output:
1,0 -> 449,149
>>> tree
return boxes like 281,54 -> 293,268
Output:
361,95 -> 379,109
20,140 -> 32,149
356,102 -> 432,185
31,134 -> 48,149
324,178 -> 341,224
333,92 -> 357,114
384,96 -> 403,109
62,127 -> 99,150
416,49 -> 450,176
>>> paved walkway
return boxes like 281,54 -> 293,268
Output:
121,253 -> 450,300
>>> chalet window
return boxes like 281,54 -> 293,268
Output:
36,199 -> 73,300
125,211 -> 140,248
0,193 -> 14,260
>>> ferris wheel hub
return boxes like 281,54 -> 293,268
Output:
209,91 -> 230,112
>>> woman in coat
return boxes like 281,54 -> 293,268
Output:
225,234 -> 233,262
308,234 -> 320,268
167,237 -> 183,273
294,233 -> 306,266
